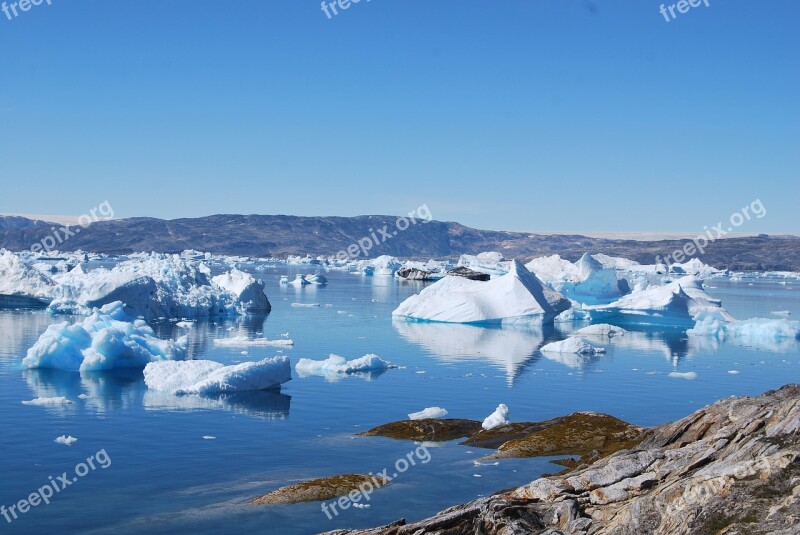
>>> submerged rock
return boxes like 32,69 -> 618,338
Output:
359,419 -> 483,442
252,474 -> 389,505
324,384 -> 800,535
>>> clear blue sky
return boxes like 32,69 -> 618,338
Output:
1,0 -> 797,233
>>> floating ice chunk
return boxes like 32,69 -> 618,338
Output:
22,396 -> 73,406
590,276 -> 731,326
213,336 -> 294,347
48,254 -> 268,318
772,310 -> 792,317
393,260 -> 570,325
541,337 -> 606,355
291,303 -> 320,308
175,321 -> 194,329
668,371 -> 698,380
689,311 -> 800,347
0,250 -> 55,307
408,407 -> 448,420
55,435 -> 78,446
211,268 -> 271,312
728,370 -> 740,375
23,301 -> 188,372
202,436 -> 216,440
482,404 -> 509,430
143,356 -> 291,395
295,354 -> 396,379
574,324 -> 627,338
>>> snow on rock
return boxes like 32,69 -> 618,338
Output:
393,260 -> 570,325
541,337 -> 606,355
295,354 -> 396,379
143,356 -> 291,395
48,254 -> 267,319
213,336 -> 294,347
408,407 -> 448,420
589,276 -> 732,327
482,404 -> 509,430
22,396 -> 73,406
211,268 -> 271,312
55,435 -> 78,446
574,324 -> 627,338
23,301 -> 188,372
0,250 -> 55,307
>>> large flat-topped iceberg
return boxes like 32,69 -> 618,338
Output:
392,260 -> 570,325
589,276 -> 732,326
23,301 -> 188,372
143,356 -> 291,395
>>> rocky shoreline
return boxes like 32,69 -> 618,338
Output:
323,385 -> 800,535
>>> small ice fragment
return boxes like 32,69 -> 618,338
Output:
203,436 -> 216,440
408,407 -> 448,420
668,371 -> 698,380
728,370 -> 740,374
55,435 -> 77,446
22,397 -> 73,406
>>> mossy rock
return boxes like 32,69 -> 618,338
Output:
359,418 -> 483,442
252,474 -> 389,505
486,412 -> 645,460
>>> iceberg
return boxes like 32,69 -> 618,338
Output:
213,336 -> 294,347
392,260 -> 570,325
408,407 -> 448,420
23,301 -> 188,372
143,356 -> 291,395
295,354 -> 396,380
0,250 -> 55,308
370,255 -> 402,276
48,254 -> 269,319
457,252 -> 509,276
574,324 -> 627,338
688,310 -> 800,348
211,268 -> 271,312
527,253 -> 629,304
540,337 -> 606,355
588,276 -> 732,327
482,404 -> 509,430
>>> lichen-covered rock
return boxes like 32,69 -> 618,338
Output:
252,474 -> 389,505
359,419 -> 483,442
324,384 -> 800,535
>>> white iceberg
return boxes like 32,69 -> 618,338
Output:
0,250 -> 55,307
393,260 -> 570,325
408,407 -> 448,420
295,354 -> 396,379
23,301 -> 188,372
211,268 -> 271,312
457,252 -> 509,276
213,336 -> 294,347
574,324 -> 627,338
482,404 -> 509,430
143,356 -> 291,395
370,255 -> 402,276
48,254 -> 269,319
589,276 -> 731,327
22,396 -> 73,406
527,253 -> 629,303
540,337 -> 606,355
688,311 -> 800,348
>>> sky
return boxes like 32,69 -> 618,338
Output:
0,0 -> 798,234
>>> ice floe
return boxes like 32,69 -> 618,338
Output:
55,435 -> 78,446
295,354 -> 396,380
23,301 -> 188,372
541,337 -> 606,355
393,260 -> 570,325
482,404 -> 509,430
408,407 -> 448,420
143,356 -> 291,395
212,336 -> 294,347
574,324 -> 627,338
22,396 -> 73,406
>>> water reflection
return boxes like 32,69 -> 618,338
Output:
143,389 -> 291,420
393,319 -> 559,385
